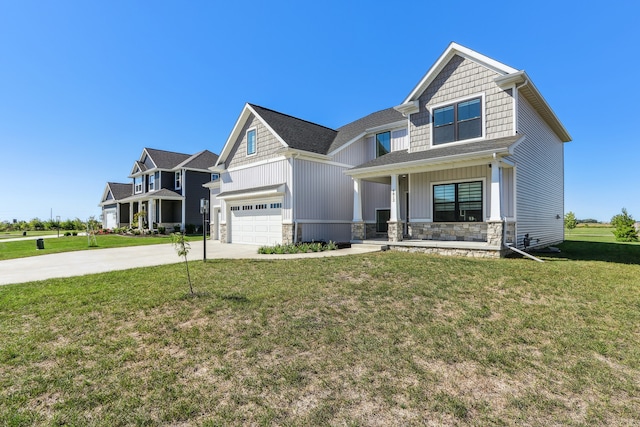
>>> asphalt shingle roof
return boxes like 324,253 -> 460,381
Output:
249,104 -> 338,155
144,148 -> 192,169
177,150 -> 219,170
329,108 -> 406,153
350,135 -> 522,171
108,182 -> 133,201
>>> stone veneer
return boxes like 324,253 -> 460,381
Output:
387,221 -> 403,243
389,245 -> 502,259
282,223 -> 302,244
220,223 -> 227,243
408,222 -> 488,242
351,222 -> 365,241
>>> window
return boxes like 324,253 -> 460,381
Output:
433,181 -> 483,222
376,131 -> 391,158
134,176 -> 143,194
230,206 -> 240,211
211,173 -> 220,181
148,174 -> 156,191
270,202 -> 282,209
433,97 -> 482,145
376,209 -> 390,233
247,129 -> 256,156
175,171 -> 182,190
242,205 -> 253,210
256,204 -> 267,210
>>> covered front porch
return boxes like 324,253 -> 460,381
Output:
347,137 -> 521,257
120,190 -> 184,231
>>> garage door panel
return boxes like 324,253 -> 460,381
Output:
230,201 -> 282,245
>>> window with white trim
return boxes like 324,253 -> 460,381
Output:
148,174 -> 156,191
256,204 -> 267,210
433,97 -> 482,145
247,129 -> 256,156
270,202 -> 282,209
230,206 -> 240,211
433,181 -> 483,222
134,176 -> 143,194
211,173 -> 220,181
376,131 -> 391,158
175,171 -> 182,190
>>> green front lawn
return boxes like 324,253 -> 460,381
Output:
1,239 -> 639,425
0,234 -> 198,261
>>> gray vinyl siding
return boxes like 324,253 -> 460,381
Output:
409,55 -> 514,152
391,128 -> 408,152
227,113 -> 284,169
161,171 -> 176,191
513,96 -> 565,248
362,181 -> 390,222
409,165 -> 491,220
332,128 -> 408,165
219,159 -> 291,223
183,170 -> 212,227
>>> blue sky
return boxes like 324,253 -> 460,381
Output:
0,1 -> 638,223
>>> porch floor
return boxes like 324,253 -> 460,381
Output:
353,238 -> 501,251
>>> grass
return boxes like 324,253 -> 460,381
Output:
0,235 -> 198,261
1,236 -> 639,425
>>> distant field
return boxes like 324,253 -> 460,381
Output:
0,230 -> 65,239
565,226 -> 617,243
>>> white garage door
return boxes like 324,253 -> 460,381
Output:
230,201 -> 282,245
104,208 -> 117,229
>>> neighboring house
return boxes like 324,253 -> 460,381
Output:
209,42 -> 571,257
100,148 -> 218,231
99,182 -> 133,229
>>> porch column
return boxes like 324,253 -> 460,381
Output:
388,174 -> 403,242
158,199 -> 162,225
149,199 -> 155,230
351,178 -> 365,241
129,203 -> 134,225
489,161 -> 502,221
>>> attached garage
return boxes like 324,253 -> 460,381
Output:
103,207 -> 118,229
229,200 -> 283,245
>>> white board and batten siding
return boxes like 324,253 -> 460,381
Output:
513,96 -> 565,248
332,128 -> 409,166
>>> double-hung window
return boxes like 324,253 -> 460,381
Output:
247,129 -> 256,156
134,176 -> 143,194
376,131 -> 391,158
433,181 -> 483,222
148,174 -> 156,191
433,97 -> 482,145
175,171 -> 182,190
211,173 -> 220,181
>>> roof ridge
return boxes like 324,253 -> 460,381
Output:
249,103 -> 338,133
336,106 -> 399,130
144,147 -> 191,157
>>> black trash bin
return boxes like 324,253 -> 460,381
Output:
23,231 -> 27,236
36,238 -> 45,250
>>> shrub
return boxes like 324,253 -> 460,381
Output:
158,226 -> 166,235
173,224 -> 181,233
257,241 -> 338,255
64,232 -> 71,237
72,232 -> 78,236
611,208 -> 638,242
185,224 -> 196,235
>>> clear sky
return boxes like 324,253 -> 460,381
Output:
0,1 -> 638,223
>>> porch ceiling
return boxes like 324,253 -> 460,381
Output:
346,135 -> 522,179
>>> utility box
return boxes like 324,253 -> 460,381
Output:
36,238 -> 45,250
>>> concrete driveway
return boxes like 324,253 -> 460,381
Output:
0,241 -> 381,286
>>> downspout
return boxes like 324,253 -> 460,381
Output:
292,153 -> 300,243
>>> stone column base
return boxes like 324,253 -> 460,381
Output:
351,222 -> 365,240
219,223 -> 227,243
387,221 -> 404,243
486,221 -> 504,247
282,223 -> 302,244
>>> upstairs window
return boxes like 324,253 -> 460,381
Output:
175,171 -> 182,190
211,173 -> 220,181
433,181 -> 483,222
376,131 -> 391,158
148,174 -> 156,191
134,176 -> 143,194
433,97 -> 482,145
247,129 -> 256,156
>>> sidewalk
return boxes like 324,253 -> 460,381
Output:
0,241 -> 382,286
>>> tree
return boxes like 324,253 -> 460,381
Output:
564,211 -> 577,231
171,232 -> 194,295
610,208 -> 638,242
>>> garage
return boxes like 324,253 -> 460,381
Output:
103,208 -> 118,229
229,200 -> 282,245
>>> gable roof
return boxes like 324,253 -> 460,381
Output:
398,42 -> 570,142
100,182 -> 133,206
328,108 -> 405,154
144,148 -> 192,169
249,104 -> 338,155
174,150 -> 219,171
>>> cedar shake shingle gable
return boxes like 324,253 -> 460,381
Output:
249,104 -> 338,155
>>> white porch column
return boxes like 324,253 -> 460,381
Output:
352,178 -> 363,222
149,199 -> 155,229
489,160 -> 502,221
390,174 -> 399,222
129,203 -> 134,225
158,199 -> 162,224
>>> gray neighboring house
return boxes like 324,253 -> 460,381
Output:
99,182 -> 133,229
208,42 -> 571,257
99,148 -> 219,231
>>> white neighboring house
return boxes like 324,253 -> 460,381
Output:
206,42 -> 571,257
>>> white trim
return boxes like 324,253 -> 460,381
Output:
217,186 -> 285,201
295,219 -> 354,224
429,93 -> 486,149
226,156 -> 288,172
174,171 -> 182,191
394,101 -> 419,116
403,42 -> 517,104
430,177 -> 487,222
246,127 -> 257,157
326,131 -> 366,157
327,122 -> 408,158
366,120 -> 407,135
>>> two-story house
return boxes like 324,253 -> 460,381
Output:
209,42 -> 571,257
99,148 -> 218,231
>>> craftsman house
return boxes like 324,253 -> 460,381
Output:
99,148 -> 218,231
208,42 -> 572,257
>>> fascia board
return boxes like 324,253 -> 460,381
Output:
345,147 -> 511,178
365,120 -> 407,134
217,185 -> 285,201
326,131 -> 366,157
402,42 -> 518,104
280,147 -> 331,161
